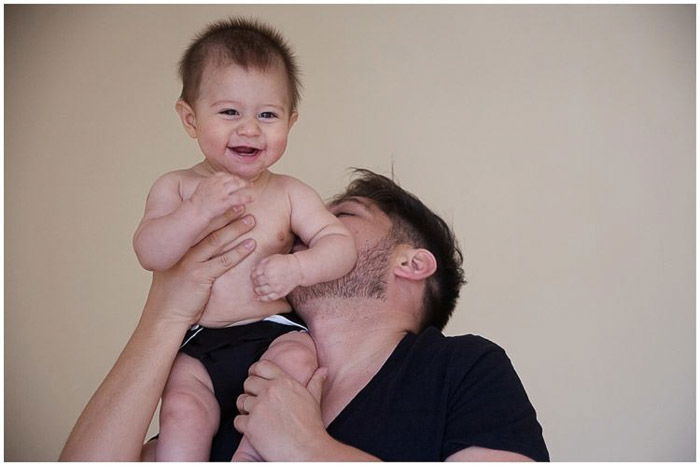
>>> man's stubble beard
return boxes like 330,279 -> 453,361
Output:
288,237 -> 394,309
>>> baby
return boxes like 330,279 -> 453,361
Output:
133,18 -> 357,461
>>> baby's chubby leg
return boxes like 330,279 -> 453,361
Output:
231,331 -> 318,462
156,352 -> 220,461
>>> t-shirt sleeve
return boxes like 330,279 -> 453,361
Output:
442,344 -> 549,461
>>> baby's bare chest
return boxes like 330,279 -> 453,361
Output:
181,174 -> 295,256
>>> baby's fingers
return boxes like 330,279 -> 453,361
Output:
252,274 -> 268,288
258,293 -> 281,302
254,285 -> 279,301
227,187 -> 254,206
251,257 -> 273,279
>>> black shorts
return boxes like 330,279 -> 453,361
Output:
179,318 -> 304,460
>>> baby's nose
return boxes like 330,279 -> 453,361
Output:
236,117 -> 261,136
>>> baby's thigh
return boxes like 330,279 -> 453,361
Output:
261,331 -> 318,385
162,352 -> 218,419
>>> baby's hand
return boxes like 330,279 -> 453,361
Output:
190,172 -> 253,219
251,254 -> 303,302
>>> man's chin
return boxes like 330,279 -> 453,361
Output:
287,281 -> 342,309
288,236 -> 393,311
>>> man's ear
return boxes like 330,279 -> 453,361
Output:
175,99 -> 198,138
394,248 -> 437,281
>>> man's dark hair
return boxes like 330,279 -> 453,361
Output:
178,17 -> 301,110
332,169 -> 466,331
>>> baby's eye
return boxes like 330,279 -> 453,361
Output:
335,212 -> 354,218
220,109 -> 239,116
258,111 -> 278,119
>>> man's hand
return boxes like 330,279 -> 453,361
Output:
60,212 -> 258,462
233,360 -> 329,461
251,254 -> 303,302
145,211 -> 257,326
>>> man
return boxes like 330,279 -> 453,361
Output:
60,169 -> 548,461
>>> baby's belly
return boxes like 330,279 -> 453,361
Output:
197,250 -> 292,328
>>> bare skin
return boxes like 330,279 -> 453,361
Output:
134,62 -> 356,326
233,197 -> 535,462
60,197 -> 534,462
135,164 -> 355,326
60,210 -> 257,461
135,62 -> 356,462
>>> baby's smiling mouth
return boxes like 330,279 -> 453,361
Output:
230,146 -> 260,157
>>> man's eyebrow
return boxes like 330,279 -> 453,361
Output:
329,197 -> 371,209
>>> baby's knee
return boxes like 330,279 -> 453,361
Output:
263,331 -> 318,383
160,388 -> 219,432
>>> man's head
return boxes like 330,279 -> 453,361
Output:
290,169 -> 465,331
178,17 -> 301,111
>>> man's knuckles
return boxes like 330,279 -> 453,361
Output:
248,359 -> 283,378
205,229 -> 221,247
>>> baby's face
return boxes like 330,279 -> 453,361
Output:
187,61 -> 297,181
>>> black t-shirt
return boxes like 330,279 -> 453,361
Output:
324,327 -> 549,461
210,326 -> 548,461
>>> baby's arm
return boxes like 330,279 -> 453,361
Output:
252,179 -> 357,301
134,171 -> 252,271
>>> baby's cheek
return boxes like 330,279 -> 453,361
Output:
197,135 -> 223,158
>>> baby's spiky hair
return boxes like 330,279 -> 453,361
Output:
178,17 -> 301,111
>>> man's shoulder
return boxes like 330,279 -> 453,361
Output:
409,328 -> 511,378
415,327 -> 505,357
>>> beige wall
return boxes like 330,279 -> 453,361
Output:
5,5 -> 695,461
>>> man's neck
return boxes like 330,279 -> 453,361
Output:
297,297 -> 415,425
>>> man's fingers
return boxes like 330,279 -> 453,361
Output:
204,238 -> 256,278
236,393 -> 252,414
206,205 -> 246,234
206,215 -> 255,254
306,367 -> 328,404
191,215 -> 255,261
233,413 -> 247,434
242,374 -> 267,396
248,359 -> 285,379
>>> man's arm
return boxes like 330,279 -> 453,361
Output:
59,211 -> 256,461
446,446 -> 534,462
235,359 -> 540,462
59,306 -> 189,461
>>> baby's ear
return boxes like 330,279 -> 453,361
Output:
175,100 -> 197,138
394,247 -> 437,281
288,110 -> 299,129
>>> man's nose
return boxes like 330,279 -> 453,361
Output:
236,116 -> 261,137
